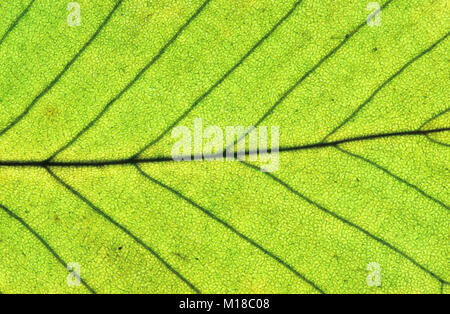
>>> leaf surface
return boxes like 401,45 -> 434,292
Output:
0,0 -> 448,294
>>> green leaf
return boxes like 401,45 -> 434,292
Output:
0,0 -> 448,294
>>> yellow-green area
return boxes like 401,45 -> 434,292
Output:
0,0 -> 448,294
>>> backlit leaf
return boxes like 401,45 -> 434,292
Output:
0,0 -> 448,294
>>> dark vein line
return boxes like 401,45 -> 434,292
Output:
420,108 -> 450,129
0,0 -> 35,47
228,0 -> 397,149
0,202 -> 96,294
322,31 -> 450,142
134,164 -> 325,294
44,167 -> 201,294
240,161 -> 449,284
129,0 -> 306,159
424,135 -> 450,148
0,127 -> 447,168
46,0 -> 213,161
420,107 -> 450,148
424,138 -> 450,148
335,146 -> 449,210
0,0 -> 124,139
